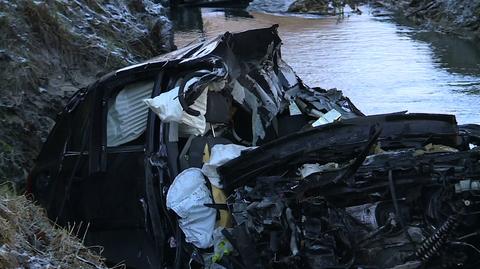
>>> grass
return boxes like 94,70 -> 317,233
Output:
0,184 -> 117,269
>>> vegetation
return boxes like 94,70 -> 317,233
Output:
0,183 -> 115,268
0,0 -> 173,187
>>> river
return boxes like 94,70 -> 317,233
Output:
170,2 -> 480,124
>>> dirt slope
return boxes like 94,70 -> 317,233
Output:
0,0 -> 174,186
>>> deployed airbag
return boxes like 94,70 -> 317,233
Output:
144,77 -> 208,136
166,168 -> 216,248
202,144 -> 253,188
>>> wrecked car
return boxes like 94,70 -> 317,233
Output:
28,26 -> 480,269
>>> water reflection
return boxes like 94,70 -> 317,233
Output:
171,5 -> 480,124
247,0 -> 295,13
170,6 -> 204,32
224,8 -> 254,18
413,31 -> 480,76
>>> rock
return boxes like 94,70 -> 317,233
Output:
60,86 -> 79,96
377,0 -> 480,40
288,0 -> 363,15
288,0 -> 329,13
0,0 -> 174,186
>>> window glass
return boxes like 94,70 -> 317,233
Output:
106,80 -> 154,147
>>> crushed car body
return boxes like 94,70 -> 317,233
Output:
28,26 -> 480,269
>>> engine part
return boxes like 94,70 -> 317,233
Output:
415,215 -> 460,262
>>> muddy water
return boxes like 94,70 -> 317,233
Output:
171,4 -> 480,124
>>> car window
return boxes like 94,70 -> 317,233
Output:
106,80 -> 154,147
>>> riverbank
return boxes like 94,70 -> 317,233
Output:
0,184 -> 108,268
0,0 -> 174,186
285,0 -> 479,40
375,0 -> 480,40
287,0 -> 362,15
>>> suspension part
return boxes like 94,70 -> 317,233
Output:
415,215 -> 460,262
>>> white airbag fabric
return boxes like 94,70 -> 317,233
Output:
143,77 -> 207,136
143,87 -> 183,122
107,81 -> 153,147
179,88 -> 208,136
202,144 -> 253,188
166,168 -> 216,249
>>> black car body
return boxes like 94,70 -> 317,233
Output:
29,26 -> 480,269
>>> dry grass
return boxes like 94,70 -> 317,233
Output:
0,185 -> 116,269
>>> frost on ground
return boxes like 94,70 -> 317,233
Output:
0,0 -> 173,186
0,193 -> 113,269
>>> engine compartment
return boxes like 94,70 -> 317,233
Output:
223,136 -> 480,269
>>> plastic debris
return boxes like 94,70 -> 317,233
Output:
297,162 -> 339,178
312,108 -> 342,127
